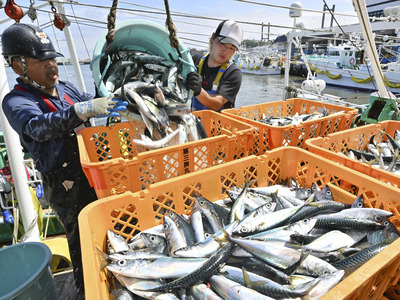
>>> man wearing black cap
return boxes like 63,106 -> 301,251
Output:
186,20 -> 244,112
1,23 -> 127,298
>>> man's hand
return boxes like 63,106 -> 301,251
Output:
74,97 -> 128,120
186,72 -> 203,96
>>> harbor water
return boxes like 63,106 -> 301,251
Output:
5,64 -> 372,107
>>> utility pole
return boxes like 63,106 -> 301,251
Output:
321,4 -> 335,28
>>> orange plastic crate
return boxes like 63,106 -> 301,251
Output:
78,110 -> 253,198
222,98 -> 358,154
306,121 -> 400,189
79,147 -> 400,300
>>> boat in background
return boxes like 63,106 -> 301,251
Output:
236,52 -> 283,75
307,43 -> 400,94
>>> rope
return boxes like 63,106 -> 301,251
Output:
164,0 -> 182,61
70,2 -> 91,60
105,0 -> 118,57
90,53 -> 112,97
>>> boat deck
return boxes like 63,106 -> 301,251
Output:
54,269 -> 83,300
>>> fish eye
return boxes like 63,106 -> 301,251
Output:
326,190 -> 332,196
150,236 -> 156,242
374,215 -> 383,222
163,223 -> 169,230
117,259 -> 126,267
306,189 -> 311,193
204,233 -> 211,238
168,211 -> 174,217
240,227 -> 249,233
356,202 -> 363,208
302,219 -> 309,223
384,220 -> 390,226
266,203 -> 272,208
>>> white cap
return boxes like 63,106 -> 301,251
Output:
215,20 -> 243,49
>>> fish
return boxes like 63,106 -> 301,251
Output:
219,265 -> 318,299
164,208 -> 196,247
346,130 -> 400,173
173,221 -> 236,258
227,236 -> 305,271
140,233 -> 168,254
107,230 -> 130,253
233,195 -> 314,236
331,241 -> 392,277
104,180 -> 399,298
106,256 -> 207,279
193,194 -> 230,233
247,218 -> 317,242
114,275 -> 180,299
145,242 -> 234,292
299,230 -> 367,253
209,274 -> 275,299
132,128 -> 181,150
163,214 -> 187,256
188,283 -> 223,300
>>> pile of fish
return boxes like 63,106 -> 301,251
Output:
344,130 -> 400,174
103,50 -> 207,150
104,179 -> 399,300
257,109 -> 344,126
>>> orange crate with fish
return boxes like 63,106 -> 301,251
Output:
306,120 -> 400,189
222,98 -> 358,154
79,147 -> 400,300
77,110 -> 253,198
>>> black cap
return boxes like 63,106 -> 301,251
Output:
2,23 -> 63,60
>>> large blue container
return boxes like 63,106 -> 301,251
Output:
91,19 -> 194,97
0,242 -> 59,300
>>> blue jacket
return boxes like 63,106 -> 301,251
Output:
2,78 -> 92,172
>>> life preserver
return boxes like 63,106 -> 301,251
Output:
349,58 -> 356,65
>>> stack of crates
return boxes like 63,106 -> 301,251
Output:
79,97 -> 400,299
222,98 -> 358,154
79,147 -> 400,300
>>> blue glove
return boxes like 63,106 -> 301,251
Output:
36,184 -> 44,199
108,99 -> 128,117
74,98 -> 128,120
2,210 -> 14,224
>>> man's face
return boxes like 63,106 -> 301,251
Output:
210,38 -> 237,65
17,57 -> 59,89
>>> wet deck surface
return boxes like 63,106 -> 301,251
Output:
54,269 -> 83,300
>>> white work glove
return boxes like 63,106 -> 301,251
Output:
74,97 -> 128,121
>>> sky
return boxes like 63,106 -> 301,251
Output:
0,0 -> 359,59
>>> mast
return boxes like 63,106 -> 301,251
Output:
0,55 -> 41,242
352,0 -> 391,99
56,0 -> 87,92
284,2 -> 303,98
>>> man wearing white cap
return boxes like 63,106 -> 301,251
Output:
186,20 -> 243,112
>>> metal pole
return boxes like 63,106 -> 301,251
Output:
56,0 -> 87,93
352,0 -> 391,99
321,4 -> 326,28
284,17 -> 296,98
0,55 -> 41,242
63,25 -> 86,92
261,22 -> 264,42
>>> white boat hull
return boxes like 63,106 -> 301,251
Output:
309,61 -> 400,94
